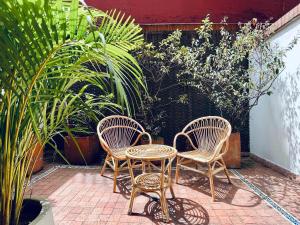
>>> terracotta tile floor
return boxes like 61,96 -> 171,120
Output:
26,159 -> 299,225
237,158 -> 300,220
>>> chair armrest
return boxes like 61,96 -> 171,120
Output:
132,131 -> 153,146
141,132 -> 152,144
219,138 -> 230,156
173,132 -> 197,150
209,138 -> 229,162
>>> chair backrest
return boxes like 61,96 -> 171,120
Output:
182,116 -> 231,159
97,115 -> 145,154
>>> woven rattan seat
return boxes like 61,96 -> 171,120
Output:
174,116 -> 232,201
177,149 -> 212,163
109,147 -> 128,160
97,115 -> 152,192
126,144 -> 177,222
135,173 -> 168,190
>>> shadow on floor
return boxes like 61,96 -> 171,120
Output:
239,158 -> 300,218
178,170 -> 262,207
129,197 -> 209,225
111,168 -> 262,208
117,175 -> 132,199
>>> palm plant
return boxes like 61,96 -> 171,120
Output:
0,0 -> 145,224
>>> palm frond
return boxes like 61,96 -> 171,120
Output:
0,1 -> 145,224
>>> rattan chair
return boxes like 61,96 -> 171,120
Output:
97,115 -> 152,192
173,116 -> 232,201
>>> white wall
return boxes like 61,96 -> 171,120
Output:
250,17 -> 300,175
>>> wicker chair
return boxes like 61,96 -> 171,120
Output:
173,116 -> 232,201
97,115 -> 152,192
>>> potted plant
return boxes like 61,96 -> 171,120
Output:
0,0 -> 145,224
64,134 -> 99,165
174,17 -> 298,167
134,42 -> 189,144
63,94 -> 118,165
136,94 -> 167,144
28,142 -> 44,175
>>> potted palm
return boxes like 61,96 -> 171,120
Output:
0,1 -> 144,225
64,134 -> 100,165
28,142 -> 44,175
64,94 -> 119,165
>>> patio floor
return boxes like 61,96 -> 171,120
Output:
26,158 -> 300,225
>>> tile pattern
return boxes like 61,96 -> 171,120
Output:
26,164 -> 292,225
231,169 -> 300,225
237,158 -> 300,223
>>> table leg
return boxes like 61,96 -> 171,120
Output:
128,187 -> 138,214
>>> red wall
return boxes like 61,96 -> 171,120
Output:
86,0 -> 299,24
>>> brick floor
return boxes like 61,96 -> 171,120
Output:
238,158 -> 300,220
26,162 -> 293,225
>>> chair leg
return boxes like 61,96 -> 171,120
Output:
175,157 -> 180,184
128,187 -> 137,214
113,159 -> 119,193
221,158 -> 232,184
100,155 -> 109,176
208,165 -> 215,202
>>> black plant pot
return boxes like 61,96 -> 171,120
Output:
19,199 -> 54,225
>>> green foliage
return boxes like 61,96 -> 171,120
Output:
133,38 -> 188,136
0,0 -> 144,224
169,17 -> 298,131
135,16 -> 298,132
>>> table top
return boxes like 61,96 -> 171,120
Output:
125,144 -> 177,160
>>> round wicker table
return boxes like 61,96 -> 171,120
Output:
126,144 -> 177,160
126,144 -> 177,222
